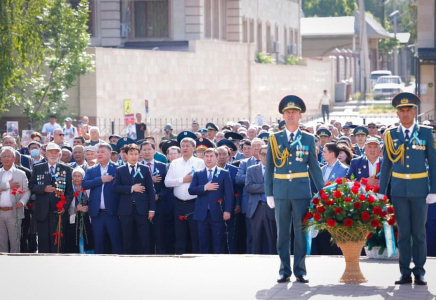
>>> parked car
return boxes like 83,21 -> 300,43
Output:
370,70 -> 392,90
373,76 -> 403,100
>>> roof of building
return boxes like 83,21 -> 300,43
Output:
301,11 -> 390,39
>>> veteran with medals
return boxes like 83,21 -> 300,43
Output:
265,95 -> 324,283
379,92 -> 436,286
29,142 -> 73,253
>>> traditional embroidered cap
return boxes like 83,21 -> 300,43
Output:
46,142 -> 61,152
195,137 -> 215,150
177,131 -> 197,144
257,132 -> 270,143
278,95 -> 306,113
205,122 -> 218,131
161,140 -> 179,155
224,132 -> 243,141
316,128 -> 331,137
353,126 -> 369,136
365,137 -> 380,145
217,139 -> 237,152
392,92 -> 420,108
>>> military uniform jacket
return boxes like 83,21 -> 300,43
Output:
380,124 -> 436,198
354,144 -> 365,157
265,129 -> 324,200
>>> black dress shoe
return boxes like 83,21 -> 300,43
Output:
395,275 -> 412,285
414,275 -> 427,286
277,275 -> 291,283
296,275 -> 309,283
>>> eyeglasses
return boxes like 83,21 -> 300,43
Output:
57,134 -> 65,136
259,152 -> 267,156
367,126 -> 377,129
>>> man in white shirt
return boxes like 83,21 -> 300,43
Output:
0,147 -> 31,253
41,115 -> 61,141
164,137 -> 205,254
63,117 -> 78,147
318,90 -> 331,123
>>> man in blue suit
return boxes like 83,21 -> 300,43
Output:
82,143 -> 122,254
346,137 -> 382,185
140,140 -> 169,254
246,145 -> 277,254
321,143 -> 349,183
235,138 -> 263,254
188,148 -> 233,254
113,143 -> 156,255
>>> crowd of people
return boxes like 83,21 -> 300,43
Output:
0,93 -> 435,284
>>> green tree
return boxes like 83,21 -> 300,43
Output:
0,0 -> 94,128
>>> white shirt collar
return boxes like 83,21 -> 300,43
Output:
144,159 -> 155,165
401,121 -> 416,135
207,165 -> 217,173
367,157 -> 380,166
285,128 -> 299,140
1,165 -> 16,172
128,162 -> 138,169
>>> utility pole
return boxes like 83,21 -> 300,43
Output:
393,0 -> 398,76
359,0 -> 370,95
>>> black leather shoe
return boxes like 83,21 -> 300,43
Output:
277,275 -> 291,283
296,275 -> 309,283
395,275 -> 412,285
414,275 -> 427,286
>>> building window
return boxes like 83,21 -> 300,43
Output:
220,0 -> 227,40
243,18 -> 248,43
134,0 -> 169,38
249,19 -> 255,43
284,27 -> 287,54
266,23 -> 271,53
205,0 -> 212,38
294,29 -> 299,56
257,22 -> 262,53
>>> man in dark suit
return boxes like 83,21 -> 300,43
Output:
246,145 -> 277,254
113,143 -> 156,254
29,143 -> 73,253
188,148 -> 233,254
82,143 -> 122,254
140,140 -> 168,254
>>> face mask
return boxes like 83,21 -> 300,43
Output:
30,149 -> 40,158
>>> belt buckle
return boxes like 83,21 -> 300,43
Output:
405,174 -> 410,179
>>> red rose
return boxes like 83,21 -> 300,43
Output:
321,194 -> 329,201
365,185 -> 372,192
361,178 -> 368,185
351,186 -> 359,194
326,200 -> 335,206
334,208 -> 343,215
178,215 -> 184,221
388,217 -> 396,226
371,219 -> 380,227
354,181 -> 361,187
359,194 -> 366,201
11,191 -> 17,195
373,185 -> 380,193
312,198 -> 320,205
335,178 -> 343,184
333,190 -> 342,198
394,232 -> 398,239
344,197 -> 352,202
319,189 -> 325,196
361,212 -> 370,222
382,211 -> 388,218
367,195 -> 375,203
217,199 -> 223,203
314,213 -> 322,221
353,202 -> 361,209
344,218 -> 353,227
383,195 -> 388,201
18,190 -> 24,195
387,206 -> 395,214
234,193 -> 240,197
367,232 -> 373,240
373,207 -> 382,216
327,218 -> 336,227
324,181 -> 331,187
317,206 -> 326,214
304,212 -> 314,220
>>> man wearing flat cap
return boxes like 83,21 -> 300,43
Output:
265,95 -> 324,284
379,92 -> 436,286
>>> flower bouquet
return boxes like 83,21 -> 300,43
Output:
304,177 -> 396,283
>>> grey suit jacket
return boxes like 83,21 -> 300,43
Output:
0,166 -> 31,219
245,164 -> 275,220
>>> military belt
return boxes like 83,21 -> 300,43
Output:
392,172 -> 428,180
274,172 -> 309,180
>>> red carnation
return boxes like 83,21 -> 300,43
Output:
373,207 -> 382,216
365,185 -> 372,192
217,199 -> 223,203
327,218 -> 336,227
321,194 -> 329,201
371,219 -> 380,227
335,178 -> 343,184
373,185 -> 380,193
312,198 -> 320,205
354,181 -> 361,187
344,218 -> 353,227
351,186 -> 359,194
344,197 -> 352,202
367,195 -> 375,203
11,190 -> 17,195
388,217 -> 396,226
60,195 -> 66,201
333,190 -> 342,198
56,201 -> 64,210
361,178 -> 368,185
18,190 -> 24,195
74,191 -> 80,198
317,206 -> 326,214
234,193 -> 240,197
178,215 -> 184,221
361,212 -> 370,222
359,194 -> 366,201
387,206 -> 395,214
334,208 -> 343,215
314,213 -> 322,221
367,232 -> 374,240
353,202 -> 361,209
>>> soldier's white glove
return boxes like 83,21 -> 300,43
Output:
312,229 -> 319,238
377,193 -> 385,200
426,194 -> 436,204
267,196 -> 275,209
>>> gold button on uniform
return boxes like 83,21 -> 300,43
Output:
407,165 -> 410,168
406,147 -> 409,150
406,156 -> 409,159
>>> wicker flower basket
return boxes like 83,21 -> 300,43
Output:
364,246 -> 399,259
328,226 -> 368,284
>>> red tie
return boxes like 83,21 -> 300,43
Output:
147,162 -> 152,174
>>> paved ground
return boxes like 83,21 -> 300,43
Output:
1,254 -> 434,300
